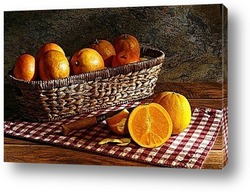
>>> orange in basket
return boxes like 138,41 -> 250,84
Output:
39,50 -> 70,81
13,53 -> 37,81
112,50 -> 140,67
113,34 -> 140,57
70,48 -> 105,74
90,39 -> 116,67
36,42 -> 65,63
128,103 -> 173,148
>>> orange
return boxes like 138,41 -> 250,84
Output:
113,34 -> 140,57
112,50 -> 140,67
90,39 -> 116,67
13,53 -> 37,81
106,109 -> 130,135
70,48 -> 105,75
128,103 -> 173,148
153,92 -> 191,135
39,50 -> 70,81
36,42 -> 65,63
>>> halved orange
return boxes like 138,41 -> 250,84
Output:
128,103 -> 173,148
106,109 -> 130,135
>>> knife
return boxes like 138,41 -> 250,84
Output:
62,108 -> 133,136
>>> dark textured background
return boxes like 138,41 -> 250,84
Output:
4,4 -> 227,83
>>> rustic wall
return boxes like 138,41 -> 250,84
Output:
4,4 -> 227,83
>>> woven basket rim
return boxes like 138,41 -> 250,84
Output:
7,44 -> 165,90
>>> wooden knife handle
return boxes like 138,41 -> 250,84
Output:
62,116 -> 97,136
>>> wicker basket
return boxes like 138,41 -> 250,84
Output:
7,45 -> 165,122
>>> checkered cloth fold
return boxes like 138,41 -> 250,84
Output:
4,101 -> 228,168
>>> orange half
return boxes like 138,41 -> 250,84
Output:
128,103 -> 173,148
106,109 -> 130,135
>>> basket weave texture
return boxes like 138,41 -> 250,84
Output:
7,45 -> 165,122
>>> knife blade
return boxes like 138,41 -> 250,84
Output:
62,108 -> 134,136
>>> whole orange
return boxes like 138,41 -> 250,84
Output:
153,92 -> 192,135
13,53 -> 37,81
70,48 -> 105,75
112,50 -> 140,67
113,34 -> 140,57
90,39 -> 116,67
36,42 -> 65,63
39,50 -> 70,81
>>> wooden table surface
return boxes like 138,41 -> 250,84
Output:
4,82 -> 228,169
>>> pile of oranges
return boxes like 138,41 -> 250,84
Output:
13,34 -> 141,81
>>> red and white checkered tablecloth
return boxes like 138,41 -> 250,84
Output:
4,101 -> 228,169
